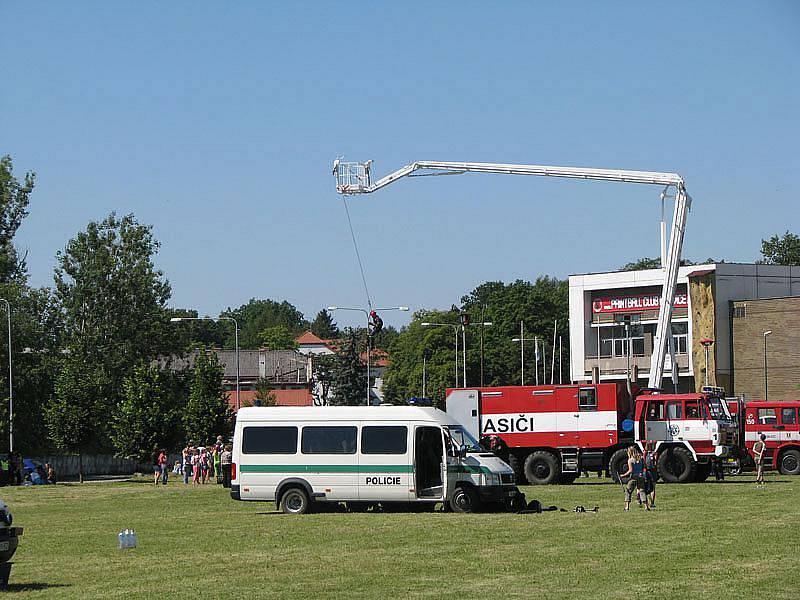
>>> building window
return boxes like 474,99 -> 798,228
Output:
242,426 -> 298,454
579,388 -> 597,411
757,408 -> 777,426
671,322 -> 688,355
361,426 -> 408,454
732,305 -> 746,318
301,426 -> 357,454
599,321 -> 645,358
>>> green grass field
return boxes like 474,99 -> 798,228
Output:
1,474 -> 797,598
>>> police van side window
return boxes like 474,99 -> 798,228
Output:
578,388 -> 597,412
242,426 -> 298,454
361,426 -> 408,454
301,426 -> 357,454
781,408 -> 796,425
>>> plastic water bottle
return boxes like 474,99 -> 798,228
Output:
118,530 -> 125,549
131,530 -> 138,548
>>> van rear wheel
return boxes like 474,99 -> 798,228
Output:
280,487 -> 311,515
449,485 -> 481,513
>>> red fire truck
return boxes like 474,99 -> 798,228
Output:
446,384 -> 739,484
738,401 -> 800,475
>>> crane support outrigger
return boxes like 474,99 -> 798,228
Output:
332,159 -> 691,390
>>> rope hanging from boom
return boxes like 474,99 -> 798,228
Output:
341,196 -> 373,310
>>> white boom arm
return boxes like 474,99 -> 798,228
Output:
333,159 -> 691,390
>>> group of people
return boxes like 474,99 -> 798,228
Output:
2,453 -> 56,486
172,437 -> 233,487
619,443 -> 657,511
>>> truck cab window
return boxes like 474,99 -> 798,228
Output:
578,388 -> 597,412
685,401 -> 701,419
666,402 -> 682,420
646,401 -> 664,420
781,408 -> 796,425
757,408 -> 777,426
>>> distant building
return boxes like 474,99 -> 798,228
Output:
569,263 -> 800,393
295,331 -> 335,356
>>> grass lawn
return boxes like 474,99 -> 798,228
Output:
1,474 -> 797,599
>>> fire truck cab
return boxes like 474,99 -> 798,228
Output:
446,384 -> 738,485
742,401 -> 800,475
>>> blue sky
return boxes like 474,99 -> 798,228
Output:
3,2 -> 798,328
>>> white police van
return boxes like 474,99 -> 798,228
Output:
231,406 -> 522,514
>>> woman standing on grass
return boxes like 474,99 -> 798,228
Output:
192,448 -> 201,484
643,441 -> 657,509
619,446 -> 650,511
182,444 -> 194,485
199,447 -> 209,484
152,447 -> 161,485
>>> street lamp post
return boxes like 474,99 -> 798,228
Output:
421,322 -> 460,388
458,319 -> 492,389
0,299 -> 12,453
170,316 -> 241,411
763,330 -> 772,401
512,321 -> 538,386
328,306 -> 409,405
699,338 -> 714,388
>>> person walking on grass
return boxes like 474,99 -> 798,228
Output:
192,448 -> 201,484
620,446 -> 650,511
152,447 -> 161,485
182,443 -> 194,485
221,444 -> 233,488
158,449 -> 169,485
753,433 -> 767,486
643,441 -> 657,509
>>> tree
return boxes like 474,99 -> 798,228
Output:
329,330 -> 366,406
53,213 -> 174,449
44,357 -> 108,482
760,231 -> 800,265
259,324 -> 298,350
311,354 -> 336,406
253,377 -> 277,406
221,299 -> 307,349
310,309 -> 339,339
111,364 -> 185,461
0,155 -> 34,283
183,348 -> 232,444
619,257 -> 661,271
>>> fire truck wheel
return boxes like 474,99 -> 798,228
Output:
449,485 -> 481,513
523,451 -> 560,485
608,448 -> 630,483
657,446 -> 697,483
778,449 -> 800,475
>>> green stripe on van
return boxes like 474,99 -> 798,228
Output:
239,464 -> 414,474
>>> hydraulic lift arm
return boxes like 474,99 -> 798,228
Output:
333,159 -> 691,390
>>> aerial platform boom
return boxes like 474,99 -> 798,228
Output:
333,158 -> 691,390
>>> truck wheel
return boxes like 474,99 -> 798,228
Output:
507,453 -> 524,481
778,449 -> 800,475
657,447 -> 697,483
280,487 -> 311,515
608,448 -> 630,483
449,485 -> 481,513
523,451 -> 560,485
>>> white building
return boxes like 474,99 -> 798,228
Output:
568,263 -> 800,392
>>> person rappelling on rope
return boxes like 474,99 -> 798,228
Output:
368,310 -> 383,339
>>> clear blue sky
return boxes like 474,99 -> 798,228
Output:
3,2 -> 798,328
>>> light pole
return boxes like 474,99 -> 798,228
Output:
512,321 -> 538,386
457,317 -> 492,389
699,338 -> 714,388
0,299 -> 11,453
421,322 -> 460,388
328,306 -> 409,405
170,316 -> 241,411
763,330 -> 772,401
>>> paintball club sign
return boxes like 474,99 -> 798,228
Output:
592,292 -> 688,314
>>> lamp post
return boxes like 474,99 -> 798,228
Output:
512,321 -> 538,386
458,318 -> 492,389
170,316 -> 240,410
699,338 -> 714,388
0,299 -> 11,453
328,306 -> 409,405
763,330 -> 772,401
421,322 -> 460,388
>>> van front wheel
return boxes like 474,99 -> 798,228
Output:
280,487 -> 311,515
449,486 -> 481,513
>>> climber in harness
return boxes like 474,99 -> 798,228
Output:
368,310 -> 383,339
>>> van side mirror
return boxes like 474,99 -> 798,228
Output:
459,444 -> 468,459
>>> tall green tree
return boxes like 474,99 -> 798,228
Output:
221,299 -> 307,349
310,309 -> 339,339
760,231 -> 800,265
44,357 -> 108,481
259,324 -> 298,350
0,155 -> 34,283
52,213 -> 174,449
183,348 -> 232,444
329,330 -> 366,406
111,364 -> 186,461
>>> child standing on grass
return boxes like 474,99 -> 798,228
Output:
754,434 -> 767,486
620,446 -> 650,511
192,449 -> 201,484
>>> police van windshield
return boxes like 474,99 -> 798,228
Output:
445,426 -> 484,453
